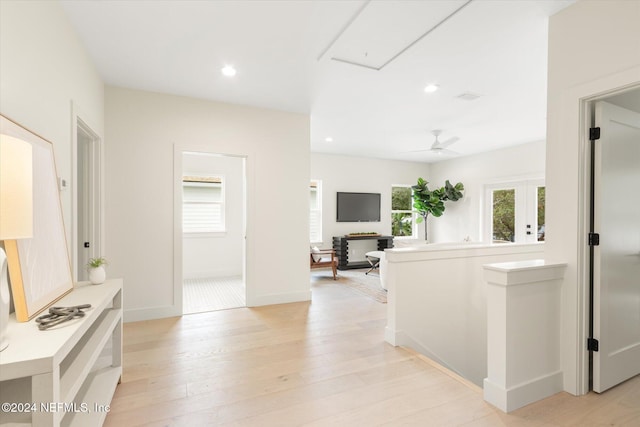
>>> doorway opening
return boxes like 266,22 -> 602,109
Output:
180,151 -> 246,314
74,117 -> 102,282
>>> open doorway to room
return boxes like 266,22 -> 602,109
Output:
180,151 -> 246,314
74,117 -> 102,282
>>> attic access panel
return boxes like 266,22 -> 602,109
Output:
326,0 -> 471,70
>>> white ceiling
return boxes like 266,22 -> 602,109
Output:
60,0 -> 575,163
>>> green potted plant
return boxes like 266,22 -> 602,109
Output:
87,257 -> 108,285
412,178 -> 464,242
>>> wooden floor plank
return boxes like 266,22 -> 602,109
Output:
104,279 -> 640,426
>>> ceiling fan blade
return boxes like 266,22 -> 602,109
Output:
431,147 -> 460,156
438,136 -> 459,149
407,132 -> 459,154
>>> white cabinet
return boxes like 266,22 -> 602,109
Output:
0,279 -> 122,427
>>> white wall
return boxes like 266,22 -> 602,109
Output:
182,153 -> 244,279
429,140 -> 545,243
310,153 -> 429,249
0,0 -> 104,247
106,86 -> 310,321
546,0 -> 640,395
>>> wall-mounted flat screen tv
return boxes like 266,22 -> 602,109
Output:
336,192 -> 381,222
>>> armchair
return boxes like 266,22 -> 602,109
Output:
310,247 -> 338,280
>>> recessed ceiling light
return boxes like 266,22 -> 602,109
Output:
221,65 -> 237,77
424,84 -> 439,93
325,137 -> 333,143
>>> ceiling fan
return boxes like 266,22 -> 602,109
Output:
411,130 -> 460,156
410,129 -> 460,156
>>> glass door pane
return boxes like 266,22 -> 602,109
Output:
492,189 -> 515,242
537,186 -> 545,241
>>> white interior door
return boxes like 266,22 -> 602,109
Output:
593,100 -> 640,393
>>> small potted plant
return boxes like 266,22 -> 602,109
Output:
87,257 -> 108,285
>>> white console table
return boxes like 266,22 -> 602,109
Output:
0,279 -> 123,427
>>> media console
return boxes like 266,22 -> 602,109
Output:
332,235 -> 394,270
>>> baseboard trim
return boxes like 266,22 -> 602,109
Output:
484,370 -> 564,412
124,305 -> 181,322
246,290 -> 311,307
183,271 -> 242,280
124,290 -> 312,321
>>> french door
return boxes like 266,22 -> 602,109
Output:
485,179 -> 545,244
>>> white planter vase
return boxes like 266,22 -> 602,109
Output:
89,266 -> 106,285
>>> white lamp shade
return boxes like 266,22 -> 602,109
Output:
0,134 -> 33,239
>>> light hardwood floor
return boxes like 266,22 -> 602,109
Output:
105,279 -> 640,426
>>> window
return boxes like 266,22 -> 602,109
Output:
310,180 -> 322,243
391,185 -> 416,238
485,179 -> 545,243
182,175 -> 224,233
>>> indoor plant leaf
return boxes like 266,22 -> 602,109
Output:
412,177 -> 465,241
